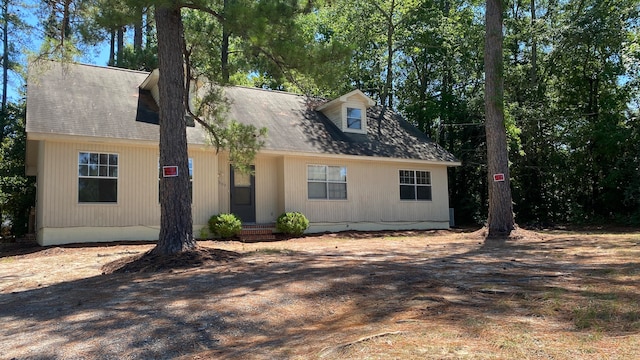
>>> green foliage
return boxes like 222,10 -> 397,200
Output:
223,121 -> 267,175
276,212 -> 309,236
7,0 -> 640,230
208,213 -> 242,239
117,43 -> 158,72
35,0 -> 111,63
503,0 -> 640,225
1,102 -> 35,236
189,84 -> 267,174
198,226 -> 211,240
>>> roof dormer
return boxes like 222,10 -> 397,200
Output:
138,68 -> 200,127
139,69 -> 160,103
316,89 -> 376,134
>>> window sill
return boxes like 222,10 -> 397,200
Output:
342,128 -> 367,134
307,198 -> 349,202
78,202 -> 119,205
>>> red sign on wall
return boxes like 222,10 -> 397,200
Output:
163,166 -> 179,177
493,173 -> 505,182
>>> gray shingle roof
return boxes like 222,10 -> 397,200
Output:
224,86 -> 458,163
27,61 -> 458,164
26,61 -> 206,144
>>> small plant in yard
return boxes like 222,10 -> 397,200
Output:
208,213 -> 242,238
276,212 -> 309,236
198,226 -> 211,240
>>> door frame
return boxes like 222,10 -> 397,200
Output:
229,165 -> 256,223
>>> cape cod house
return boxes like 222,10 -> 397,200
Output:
25,62 -> 460,246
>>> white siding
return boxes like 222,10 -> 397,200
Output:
35,139 -> 452,245
40,141 -> 160,228
216,154 -> 281,223
217,153 -> 230,214
36,140 -> 219,245
281,156 -> 450,226
255,156 -> 280,223
191,150 -> 219,225
323,103 -> 342,129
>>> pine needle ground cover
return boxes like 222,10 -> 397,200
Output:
1,229 -> 639,359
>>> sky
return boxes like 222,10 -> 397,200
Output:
7,4 -> 113,104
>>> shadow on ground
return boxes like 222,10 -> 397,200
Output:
1,231 -> 639,359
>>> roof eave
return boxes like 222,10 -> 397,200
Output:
258,148 -> 462,166
316,89 -> 376,111
139,69 -> 159,90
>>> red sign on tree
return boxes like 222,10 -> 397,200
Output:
163,166 -> 179,177
493,173 -> 505,182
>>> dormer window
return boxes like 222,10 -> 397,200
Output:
346,107 -> 362,130
316,89 -> 375,135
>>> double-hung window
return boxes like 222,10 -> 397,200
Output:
78,152 -> 118,203
346,107 -> 362,130
399,170 -> 431,201
308,165 -> 347,200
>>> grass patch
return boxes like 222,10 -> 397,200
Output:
589,268 -> 618,276
248,248 -> 294,255
573,302 -> 616,330
572,299 -> 640,331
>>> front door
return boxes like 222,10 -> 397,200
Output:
230,165 -> 256,223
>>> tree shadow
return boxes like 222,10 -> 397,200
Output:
1,233 -> 639,359
0,240 -> 157,259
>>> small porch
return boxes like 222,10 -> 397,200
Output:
239,223 -> 276,242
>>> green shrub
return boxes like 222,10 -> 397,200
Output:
276,212 -> 309,236
198,226 -> 211,240
208,213 -> 242,238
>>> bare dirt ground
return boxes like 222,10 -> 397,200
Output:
1,228 -> 639,359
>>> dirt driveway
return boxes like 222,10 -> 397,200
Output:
1,229 -> 639,359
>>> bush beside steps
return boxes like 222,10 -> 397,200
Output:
276,212 -> 309,237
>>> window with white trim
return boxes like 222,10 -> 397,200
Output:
399,170 -> 432,201
308,165 -> 347,200
346,107 -> 362,130
78,152 -> 118,203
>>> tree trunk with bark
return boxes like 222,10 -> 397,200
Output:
117,26 -> 124,66
153,3 -> 196,255
221,0 -> 230,83
484,0 -> 515,236
382,0 -> 395,108
61,0 -> 71,43
134,8 -> 143,52
2,0 -> 8,112
108,29 -> 115,66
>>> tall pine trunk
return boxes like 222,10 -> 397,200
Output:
382,0 -> 395,108
134,8 -> 143,52
2,0 -> 8,112
484,0 -> 514,236
1,0 -> 7,233
108,29 -> 115,66
153,3 -> 196,255
221,0 -> 230,83
117,27 -> 124,67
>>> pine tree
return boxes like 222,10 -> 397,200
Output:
484,0 -> 515,236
